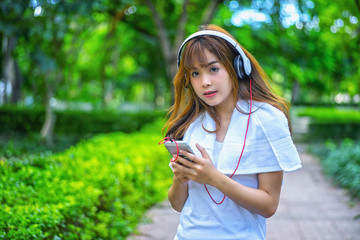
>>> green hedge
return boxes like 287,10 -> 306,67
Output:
0,105 -> 166,134
297,107 -> 360,140
322,139 -> 360,200
0,119 -> 173,239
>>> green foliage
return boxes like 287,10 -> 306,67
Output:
0,119 -> 172,239
322,139 -> 360,199
225,0 -> 360,103
0,133 -> 81,159
297,107 -> 360,140
297,107 -> 360,123
2,0 -> 360,108
0,105 -> 165,134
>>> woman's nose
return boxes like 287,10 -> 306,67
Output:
201,74 -> 212,87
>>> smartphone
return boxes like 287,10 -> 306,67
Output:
163,141 -> 194,161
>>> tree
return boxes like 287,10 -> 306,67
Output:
9,1 -> 97,144
0,1 -> 30,104
2,0 -> 359,132
144,0 -> 224,97
221,0 -> 360,104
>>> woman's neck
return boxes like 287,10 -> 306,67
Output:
215,101 -> 236,142
215,101 -> 236,122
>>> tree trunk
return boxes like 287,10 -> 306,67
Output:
291,80 -> 300,104
100,6 -> 129,106
11,60 -> 22,104
2,34 -> 22,105
355,0 -> 360,13
2,35 -> 16,105
40,78 -> 56,146
201,0 -> 223,25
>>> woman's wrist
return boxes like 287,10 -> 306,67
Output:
173,176 -> 188,185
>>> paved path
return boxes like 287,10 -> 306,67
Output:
128,144 -> 360,240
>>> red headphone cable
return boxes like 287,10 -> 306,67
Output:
158,137 -> 179,162
204,78 -> 252,204
159,78 -> 253,205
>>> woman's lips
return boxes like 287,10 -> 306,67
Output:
204,91 -> 217,98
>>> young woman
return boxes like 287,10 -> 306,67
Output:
163,24 -> 301,240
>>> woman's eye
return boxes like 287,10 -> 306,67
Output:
210,67 -> 219,72
191,72 -> 199,77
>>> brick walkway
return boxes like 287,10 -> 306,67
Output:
128,144 -> 360,240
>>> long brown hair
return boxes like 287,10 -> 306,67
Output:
164,24 -> 290,139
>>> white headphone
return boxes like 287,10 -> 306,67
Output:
177,30 -> 252,79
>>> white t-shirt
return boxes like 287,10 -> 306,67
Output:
173,101 -> 301,240
175,174 -> 265,240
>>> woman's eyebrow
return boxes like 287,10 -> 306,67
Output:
190,60 -> 219,70
205,60 -> 219,67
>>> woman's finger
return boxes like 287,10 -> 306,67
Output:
195,143 -> 211,160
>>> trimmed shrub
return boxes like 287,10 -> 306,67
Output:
322,139 -> 360,200
0,119 -> 172,239
0,106 -> 44,133
0,105 -> 166,134
297,107 -> 360,140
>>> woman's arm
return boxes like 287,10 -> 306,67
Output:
168,170 -> 189,212
211,170 -> 283,218
176,144 -> 283,218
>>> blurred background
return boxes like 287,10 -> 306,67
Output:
1,0 -> 359,143
0,0 -> 359,239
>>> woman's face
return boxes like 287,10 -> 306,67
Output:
189,49 -> 234,110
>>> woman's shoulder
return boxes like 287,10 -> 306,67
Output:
251,101 -> 289,131
252,101 -> 284,115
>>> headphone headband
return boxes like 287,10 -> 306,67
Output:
177,30 -> 251,76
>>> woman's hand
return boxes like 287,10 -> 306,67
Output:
171,143 -> 284,217
171,143 -> 219,185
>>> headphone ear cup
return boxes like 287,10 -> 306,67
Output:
233,55 -> 245,79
